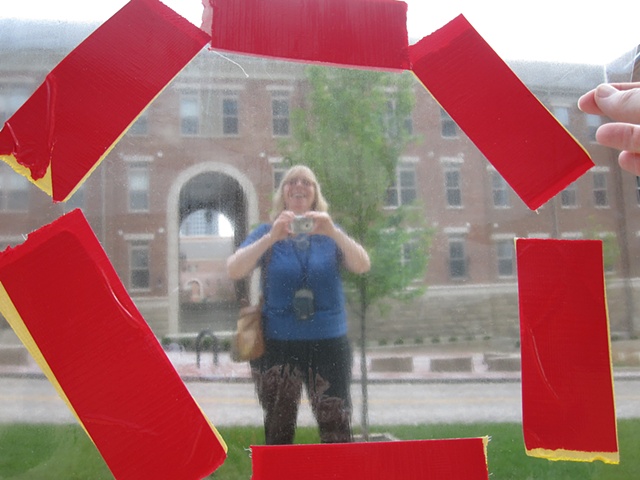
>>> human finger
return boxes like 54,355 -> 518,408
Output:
596,122 -> 640,154
306,211 -> 334,235
592,84 -> 640,124
579,83 -> 640,116
272,211 -> 295,239
609,82 -> 640,91
578,89 -> 601,115
618,151 -> 640,175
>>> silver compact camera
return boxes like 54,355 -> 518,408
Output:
291,216 -> 314,234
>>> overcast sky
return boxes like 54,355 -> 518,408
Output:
2,0 -> 639,65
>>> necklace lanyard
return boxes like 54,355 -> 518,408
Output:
292,236 -> 311,287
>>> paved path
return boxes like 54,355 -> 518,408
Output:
2,375 -> 640,426
1,343 -> 639,426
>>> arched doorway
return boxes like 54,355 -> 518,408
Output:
166,163 -> 258,334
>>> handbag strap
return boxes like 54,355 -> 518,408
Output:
260,242 -> 273,302
255,235 -> 273,342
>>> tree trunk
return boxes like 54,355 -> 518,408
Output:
358,278 -> 369,440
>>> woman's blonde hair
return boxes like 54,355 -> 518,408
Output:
270,165 -> 329,220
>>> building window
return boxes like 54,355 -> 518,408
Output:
491,171 -> 510,208
383,97 -> 413,138
180,209 -> 219,236
128,163 -> 149,212
636,177 -> 640,205
496,239 -> 515,277
272,162 -> 287,191
180,93 -> 200,136
404,111 -> 413,136
448,236 -> 468,279
130,242 -> 150,290
399,238 -> 423,287
444,164 -> 462,208
441,109 -> 457,138
222,92 -> 239,135
180,89 -> 241,137
561,181 -> 578,208
401,241 -> 416,267
272,91 -> 290,137
385,161 -> 417,207
593,170 -> 608,207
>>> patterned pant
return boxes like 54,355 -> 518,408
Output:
251,336 -> 353,445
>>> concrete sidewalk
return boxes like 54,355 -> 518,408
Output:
3,340 -> 640,383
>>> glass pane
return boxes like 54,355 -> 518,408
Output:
1,3 -> 639,478
131,248 -> 149,269
131,269 -> 150,290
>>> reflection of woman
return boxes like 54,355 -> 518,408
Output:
227,165 -> 370,444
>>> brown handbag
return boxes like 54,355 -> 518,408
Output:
232,247 -> 271,362
233,296 -> 265,361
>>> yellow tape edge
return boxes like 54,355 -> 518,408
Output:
1,40 -> 201,203
482,435 -> 490,468
600,241 -> 620,455
526,447 -> 619,465
410,64 -> 592,161
197,403 -> 228,454
0,280 -> 227,454
0,281 -> 91,440
55,54 -> 199,203
522,240 -> 620,466
0,155 -> 53,197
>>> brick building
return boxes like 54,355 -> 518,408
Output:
1,20 -> 639,341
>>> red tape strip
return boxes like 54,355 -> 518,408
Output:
410,15 -> 593,210
516,238 -> 618,463
251,438 -> 489,479
0,210 -> 226,479
207,0 -> 410,70
0,0 -> 210,202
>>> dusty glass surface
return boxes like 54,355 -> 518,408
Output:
1,1 -> 639,478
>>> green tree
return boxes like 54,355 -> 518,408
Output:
282,65 -> 432,438
582,217 -> 621,273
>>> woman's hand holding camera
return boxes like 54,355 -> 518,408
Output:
277,210 -> 336,237
302,211 -> 335,237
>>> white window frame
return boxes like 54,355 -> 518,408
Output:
385,158 -> 418,208
269,157 -> 287,191
442,158 -> 463,208
592,167 -> 609,208
179,91 -> 200,136
440,108 -> 457,138
126,160 -> 151,213
447,235 -> 468,280
490,169 -> 510,208
221,90 -> 239,136
271,90 -> 291,137
129,240 -> 151,292
560,181 -> 578,208
494,236 -> 515,278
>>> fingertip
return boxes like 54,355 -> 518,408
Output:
595,83 -> 618,100
577,89 -> 599,114
618,151 -> 640,175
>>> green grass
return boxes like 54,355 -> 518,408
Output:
1,420 -> 639,479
